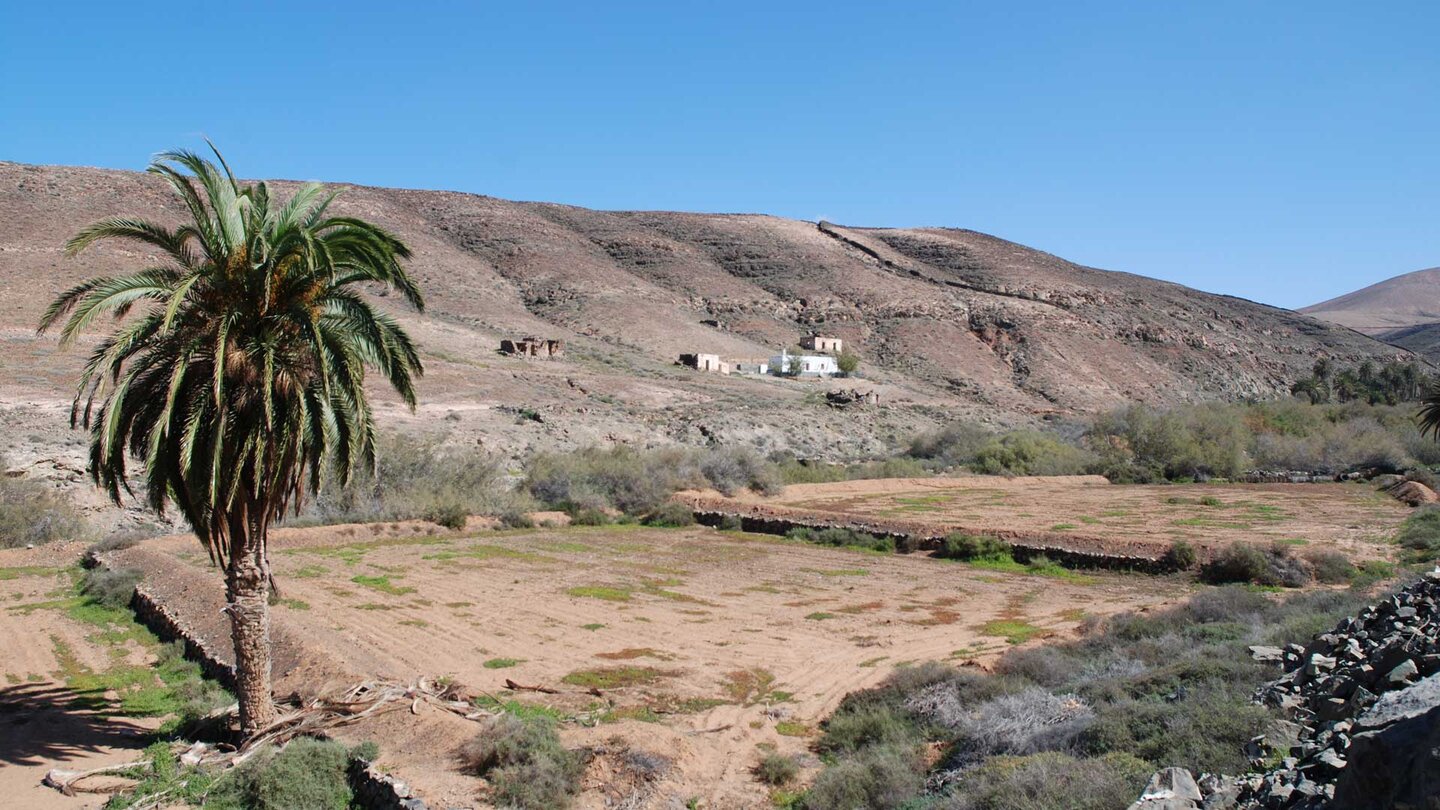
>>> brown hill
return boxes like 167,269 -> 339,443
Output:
0,161 -> 1412,481
1301,267 -> 1440,334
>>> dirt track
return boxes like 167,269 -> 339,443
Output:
117,521 -> 1179,809
0,542 -> 158,810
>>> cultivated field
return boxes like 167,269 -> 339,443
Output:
693,476 -> 1409,561
119,521 -> 1180,808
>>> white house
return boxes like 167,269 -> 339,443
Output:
770,348 -> 839,377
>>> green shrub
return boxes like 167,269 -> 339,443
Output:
526,445 -> 780,514
425,503 -> 469,530
938,533 -> 1012,562
801,744 -> 924,810
210,738 -> 369,810
1395,506 -> 1440,561
1079,686 -> 1271,774
1200,543 -> 1311,587
80,566 -> 141,609
935,751 -> 1152,810
303,433 -> 527,526
786,526 -> 894,553
907,423 -> 994,470
754,753 -> 799,786
717,514 -> 744,531
0,454 -> 88,548
817,703 -> 922,755
1304,550 -> 1356,584
642,502 -> 695,528
459,714 -> 584,809
568,508 -> 611,526
1162,540 -> 1199,571
972,431 -> 1094,477
500,510 -> 536,529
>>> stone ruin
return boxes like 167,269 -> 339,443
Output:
825,389 -> 880,408
500,336 -> 564,359
678,353 -> 729,374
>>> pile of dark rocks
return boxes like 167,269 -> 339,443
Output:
1129,571 -> 1440,810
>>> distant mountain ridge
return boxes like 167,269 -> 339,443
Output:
1302,267 -> 1440,334
1302,267 -> 1440,360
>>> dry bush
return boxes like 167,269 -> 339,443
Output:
212,737 -> 370,810
80,566 -> 142,609
302,433 -> 524,527
754,753 -> 799,786
937,533 -> 1011,561
459,714 -> 584,809
1304,549 -> 1355,584
800,744 -> 924,810
526,445 -> 778,514
1200,542 -> 1312,587
0,454 -> 87,548
935,751 -> 1151,810
914,686 -> 1094,764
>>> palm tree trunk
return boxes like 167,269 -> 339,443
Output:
226,515 -> 277,737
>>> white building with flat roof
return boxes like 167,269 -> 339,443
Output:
770,348 -> 839,377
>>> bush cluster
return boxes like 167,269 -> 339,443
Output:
459,714 -> 585,809
937,533 -> 1012,562
526,445 -> 779,515
799,584 -> 1379,808
905,399 -> 1440,482
80,566 -> 142,609
785,526 -> 894,553
1395,505 -> 1440,563
1200,542 -> 1313,587
0,453 -> 88,548
300,433 -> 528,528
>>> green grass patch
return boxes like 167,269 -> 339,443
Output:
800,567 -> 870,577
484,658 -> 523,669
775,720 -> 812,737
560,666 -> 669,689
977,619 -> 1050,645
581,623 -> 605,631
806,612 -> 837,621
350,574 -> 415,595
567,585 -> 633,602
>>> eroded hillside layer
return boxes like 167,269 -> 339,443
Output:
0,161 -> 1411,467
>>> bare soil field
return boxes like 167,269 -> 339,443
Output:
117,521 -> 1181,808
692,476 -> 1408,562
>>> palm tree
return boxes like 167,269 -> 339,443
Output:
39,145 -> 424,736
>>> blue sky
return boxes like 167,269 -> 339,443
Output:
3,2 -> 1436,308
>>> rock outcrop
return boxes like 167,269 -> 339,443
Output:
1131,572 -> 1440,810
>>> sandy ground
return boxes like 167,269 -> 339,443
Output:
698,476 -> 1408,560
0,543 -> 158,810
127,522 -> 1181,808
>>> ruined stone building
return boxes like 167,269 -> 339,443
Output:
500,337 -> 565,358
678,353 -> 730,374
800,334 -> 843,354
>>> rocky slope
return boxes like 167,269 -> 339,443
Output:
0,160 -> 1412,497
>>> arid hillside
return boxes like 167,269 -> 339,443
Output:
0,161 -> 1411,476
1302,267 -> 1440,334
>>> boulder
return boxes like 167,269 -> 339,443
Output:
1128,767 -> 1203,810
1331,673 -> 1440,809
1386,480 -> 1438,506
